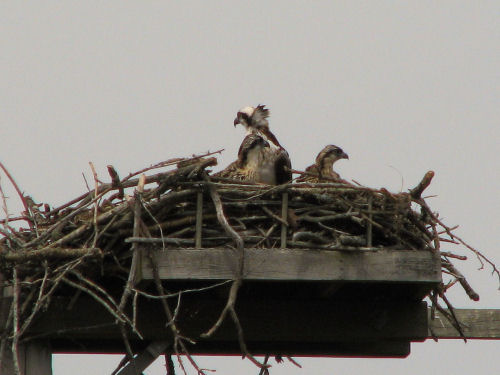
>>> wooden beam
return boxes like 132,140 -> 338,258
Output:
22,296 -> 427,357
139,248 -> 442,283
115,341 -> 170,375
428,309 -> 500,339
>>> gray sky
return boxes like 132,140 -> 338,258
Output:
1,1 -> 499,374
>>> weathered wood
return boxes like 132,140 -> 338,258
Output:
21,296 -> 427,357
139,248 -> 442,283
0,341 -> 52,375
429,309 -> 500,339
115,341 -> 170,375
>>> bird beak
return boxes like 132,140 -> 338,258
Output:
342,152 -> 349,160
233,117 -> 240,127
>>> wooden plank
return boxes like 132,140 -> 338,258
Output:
24,296 -> 427,358
429,309 -> 500,339
115,341 -> 170,375
139,248 -> 441,283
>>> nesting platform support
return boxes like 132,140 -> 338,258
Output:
137,247 -> 441,284
1,248 -> 500,374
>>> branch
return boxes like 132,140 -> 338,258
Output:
0,162 -> 33,230
410,171 -> 434,199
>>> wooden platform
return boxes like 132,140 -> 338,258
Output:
0,248 -> 441,357
3,247 -> 500,374
138,247 -> 441,283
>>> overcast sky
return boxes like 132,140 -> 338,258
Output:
1,1 -> 499,374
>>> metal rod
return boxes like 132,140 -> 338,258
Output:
195,191 -> 203,248
280,192 -> 288,248
366,195 -> 373,247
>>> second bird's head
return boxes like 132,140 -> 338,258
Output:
317,145 -> 349,166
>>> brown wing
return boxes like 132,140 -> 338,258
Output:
274,148 -> 292,184
213,160 -> 239,178
296,164 -> 320,183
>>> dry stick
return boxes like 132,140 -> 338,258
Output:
17,266 -> 50,337
442,260 -> 480,301
137,177 -> 206,375
439,288 -> 467,342
89,162 -> 100,248
285,356 -> 302,368
23,186 -> 114,248
409,170 -> 435,200
45,152 -> 216,218
11,267 -> 21,375
0,161 -> 33,230
441,251 -> 467,261
61,277 -> 136,330
1,247 -> 102,263
418,195 -> 500,287
117,186 -> 144,369
166,354 -> 176,375
107,165 -> 124,199
258,355 -> 270,375
366,195 -> 373,247
439,237 -> 460,244
0,176 -> 10,229
132,280 -> 232,300
121,149 -> 223,183
148,250 -> 206,375
201,174 -> 268,370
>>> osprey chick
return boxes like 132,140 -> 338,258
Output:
233,105 -> 292,184
297,145 -> 349,183
214,134 -> 271,183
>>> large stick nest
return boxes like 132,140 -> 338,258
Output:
0,151 -> 497,372
0,153 -> 495,294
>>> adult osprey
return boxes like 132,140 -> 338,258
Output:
214,134 -> 271,182
297,145 -> 349,183
233,105 -> 292,184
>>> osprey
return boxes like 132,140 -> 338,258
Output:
233,105 -> 292,184
297,144 -> 349,183
214,134 -> 271,182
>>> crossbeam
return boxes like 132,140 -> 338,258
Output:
429,309 -> 500,339
137,248 -> 442,283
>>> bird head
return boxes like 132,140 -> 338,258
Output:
234,105 -> 270,130
316,144 -> 349,166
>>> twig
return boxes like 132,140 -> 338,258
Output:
107,165 -> 124,199
11,267 -> 21,375
441,252 -> 467,261
442,260 -> 480,301
409,171 -> 434,199
201,173 -> 268,370
0,161 -> 33,229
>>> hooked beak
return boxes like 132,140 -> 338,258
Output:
341,152 -> 349,160
233,117 -> 240,127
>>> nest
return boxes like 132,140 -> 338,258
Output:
0,152 -> 497,372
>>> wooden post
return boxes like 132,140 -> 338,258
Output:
115,341 -> 170,375
280,192 -> 288,248
195,191 -> 203,248
0,341 -> 52,375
